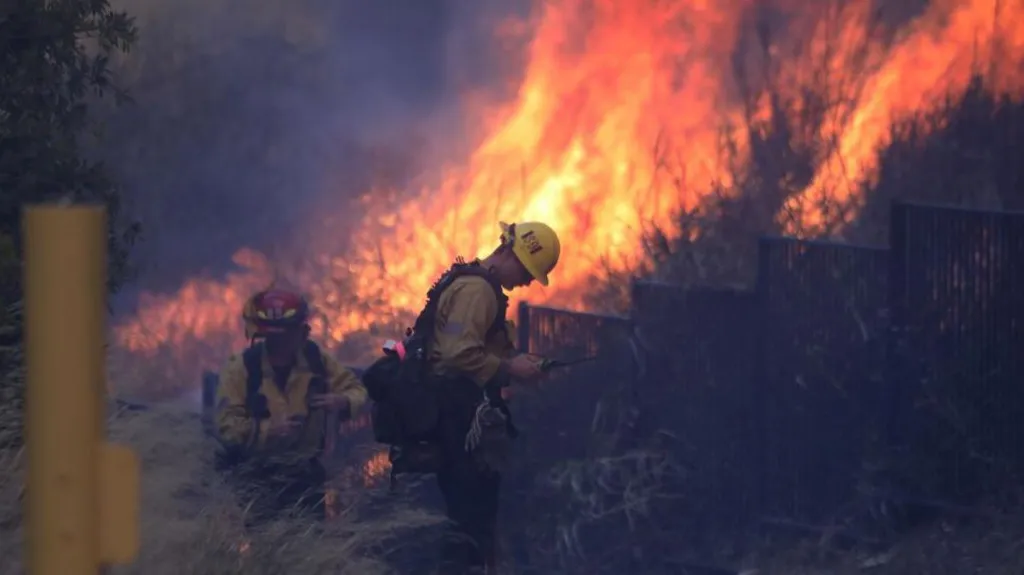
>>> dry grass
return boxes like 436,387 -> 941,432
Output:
4,339 -> 1024,574
0,403 -> 443,575
4,383 -> 1024,575
747,510 -> 1024,575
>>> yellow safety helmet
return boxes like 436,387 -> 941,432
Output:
499,221 -> 561,286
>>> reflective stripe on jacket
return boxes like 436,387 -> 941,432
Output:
429,275 -> 516,386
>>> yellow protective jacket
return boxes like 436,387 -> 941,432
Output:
215,343 -> 367,462
428,275 -> 516,386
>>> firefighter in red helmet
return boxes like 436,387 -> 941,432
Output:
215,288 -> 366,528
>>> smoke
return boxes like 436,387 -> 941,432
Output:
98,0 -> 525,305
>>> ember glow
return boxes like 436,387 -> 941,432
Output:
361,451 -> 392,487
112,0 -> 1024,395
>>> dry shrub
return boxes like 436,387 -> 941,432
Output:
606,8 -> 1024,567
0,303 -> 24,450
748,496 -> 1024,575
541,446 -> 684,570
848,78 -> 1024,245
492,329 -> 689,574
0,403 -> 442,575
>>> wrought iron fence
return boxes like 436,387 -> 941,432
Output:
630,280 -> 760,544
502,302 -> 642,567
888,201 -> 1024,500
509,302 -> 636,446
515,301 -> 632,359
756,237 -> 890,524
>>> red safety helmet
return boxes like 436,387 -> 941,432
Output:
242,289 -> 310,338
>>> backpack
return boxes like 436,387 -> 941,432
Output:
216,340 -> 329,467
362,260 -> 508,450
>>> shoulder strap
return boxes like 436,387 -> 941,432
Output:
413,260 -> 508,341
450,263 -> 508,337
303,340 -> 328,394
242,344 -> 264,408
222,343 -> 267,464
301,340 -> 330,451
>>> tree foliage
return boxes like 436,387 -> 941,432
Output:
0,0 -> 141,447
95,0 -> 443,288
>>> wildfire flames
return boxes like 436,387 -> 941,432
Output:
114,0 -> 1023,401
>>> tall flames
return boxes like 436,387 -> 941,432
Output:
113,0 -> 1024,395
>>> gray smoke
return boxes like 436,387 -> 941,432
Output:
100,0 -> 528,311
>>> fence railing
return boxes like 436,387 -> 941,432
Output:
888,201 -> 1024,501
511,200 -> 1024,539
630,281 -> 760,538
515,301 -> 631,359
756,237 -> 890,524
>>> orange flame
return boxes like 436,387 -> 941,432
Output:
361,451 -> 392,487
111,0 -> 1024,395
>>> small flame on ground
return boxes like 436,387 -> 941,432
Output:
362,450 -> 391,487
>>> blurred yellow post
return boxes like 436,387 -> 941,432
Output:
23,205 -> 140,575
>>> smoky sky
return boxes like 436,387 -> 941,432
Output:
102,0 -> 523,310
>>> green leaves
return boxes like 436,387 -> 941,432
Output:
0,0 -> 140,297
0,0 -> 142,448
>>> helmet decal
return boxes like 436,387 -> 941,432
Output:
521,230 -> 543,255
244,289 -> 309,338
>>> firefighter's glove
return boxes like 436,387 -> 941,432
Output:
309,393 -> 351,415
502,354 -> 545,382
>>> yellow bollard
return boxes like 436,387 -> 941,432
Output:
23,205 -> 140,575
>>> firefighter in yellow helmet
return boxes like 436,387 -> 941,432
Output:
427,221 -> 560,573
215,288 -> 367,527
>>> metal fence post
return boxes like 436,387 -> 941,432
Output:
23,205 -> 140,575
885,201 -> 911,451
752,237 -> 771,518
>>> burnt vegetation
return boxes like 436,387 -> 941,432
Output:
552,44 -> 1024,575
2,1 -> 1024,575
547,13 -> 1024,575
